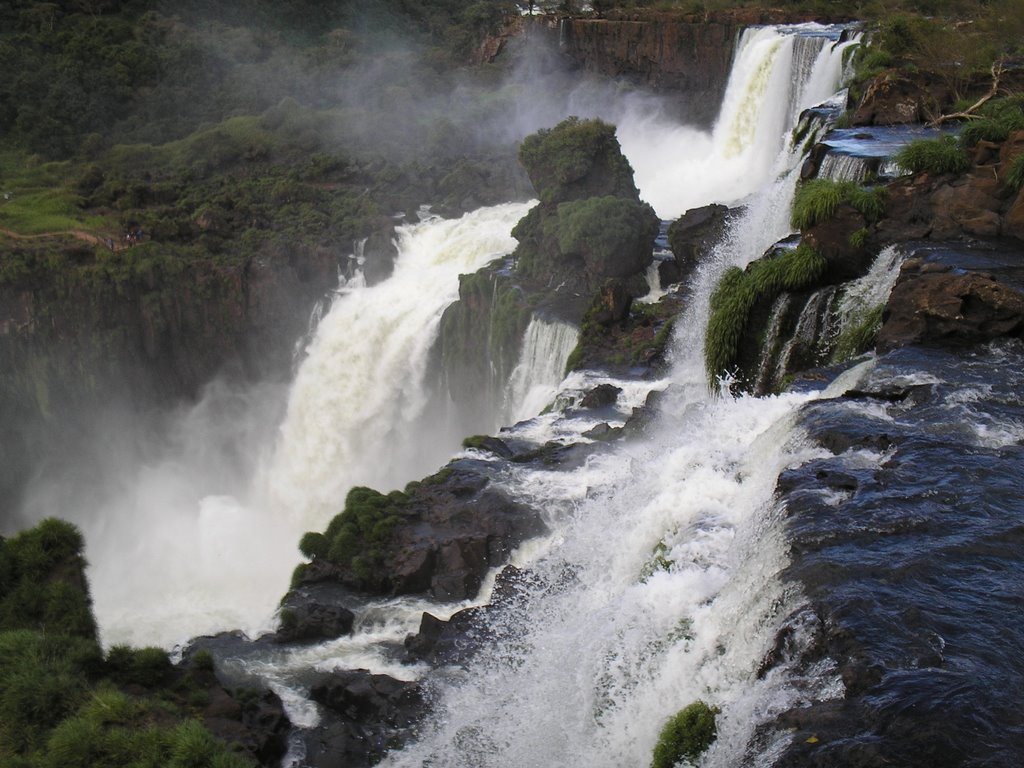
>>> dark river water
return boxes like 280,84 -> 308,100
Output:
766,340 -> 1024,766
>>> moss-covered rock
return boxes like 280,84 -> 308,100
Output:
651,700 -> 719,768
517,116 -> 639,205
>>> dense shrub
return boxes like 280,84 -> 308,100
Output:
959,96 -> 1024,148
894,135 -> 970,175
518,117 -> 638,203
791,180 -> 887,230
705,244 -> 827,388
1005,153 -> 1024,193
553,196 -> 659,278
299,486 -> 409,582
0,518 -> 96,640
651,700 -> 718,768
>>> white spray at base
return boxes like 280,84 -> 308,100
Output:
379,24 -> 858,768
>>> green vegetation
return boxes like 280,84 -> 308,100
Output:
958,96 -> 1024,148
832,305 -> 884,361
705,244 -> 827,388
0,518 -> 259,766
518,117 -> 638,204
651,700 -> 719,768
298,486 -> 410,582
554,196 -> 660,278
894,135 -> 970,175
1005,153 -> 1024,194
791,179 -> 887,230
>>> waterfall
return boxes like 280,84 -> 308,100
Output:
380,23 -> 857,768
267,202 -> 533,527
817,152 -> 874,182
503,317 -> 579,424
615,24 -> 855,220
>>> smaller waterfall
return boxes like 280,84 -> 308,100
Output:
754,294 -> 794,393
774,285 -> 839,383
503,316 -> 579,424
817,153 -> 875,182
832,244 -> 908,342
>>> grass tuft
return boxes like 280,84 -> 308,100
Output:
894,135 -> 970,175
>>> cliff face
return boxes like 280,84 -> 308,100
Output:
560,16 -> 737,125
0,240 -> 338,510
555,9 -> 846,127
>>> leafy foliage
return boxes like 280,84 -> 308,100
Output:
704,244 -> 827,388
1004,153 -> 1024,194
959,96 -> 1024,148
832,305 -> 885,362
0,518 -> 96,640
791,180 -> 887,230
553,196 -> 659,278
518,117 -> 638,204
894,135 -> 970,175
299,486 -> 410,582
0,519 -> 257,766
651,700 -> 718,768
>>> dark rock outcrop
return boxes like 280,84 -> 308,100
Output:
304,670 -> 424,768
579,383 -> 622,409
273,582 -> 357,644
878,254 -> 1024,350
666,203 -> 735,285
293,467 -> 546,602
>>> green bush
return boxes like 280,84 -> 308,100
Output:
791,180 -> 887,230
651,700 -> 719,768
105,645 -> 172,688
518,117 -> 638,203
298,532 -> 328,560
1005,153 -> 1024,193
894,135 -> 970,175
0,518 -> 97,640
299,486 -> 409,582
704,244 -> 827,388
553,195 -> 659,278
959,96 -> 1024,148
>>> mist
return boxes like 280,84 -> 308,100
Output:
7,13 -> 792,648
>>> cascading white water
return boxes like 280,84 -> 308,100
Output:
503,317 -> 579,424
19,202 -> 534,650
267,202 -> 533,527
380,23 -> 857,768
817,152 -> 873,182
615,24 -> 857,219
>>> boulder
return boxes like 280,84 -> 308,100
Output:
666,204 -> 733,283
877,258 -> 1024,350
293,467 -> 546,602
851,71 -> 950,126
579,383 -> 623,409
274,583 -> 356,644
304,670 -> 424,768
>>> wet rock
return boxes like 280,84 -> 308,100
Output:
293,467 -> 546,603
304,670 -> 424,768
579,383 -> 623,408
589,279 -> 634,326
462,434 -> 515,459
929,173 -> 1005,240
878,259 -> 1024,351
404,565 -> 539,667
582,422 -> 622,441
851,71 -> 950,126
273,583 -> 356,644
666,204 -> 733,282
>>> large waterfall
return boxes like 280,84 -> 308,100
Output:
14,21 -> 862,762
378,26 -> 858,766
